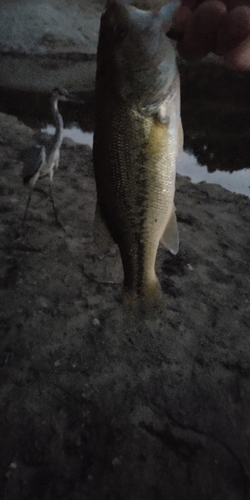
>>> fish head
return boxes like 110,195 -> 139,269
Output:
98,0 -> 179,106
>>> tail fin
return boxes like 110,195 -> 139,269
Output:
122,277 -> 164,320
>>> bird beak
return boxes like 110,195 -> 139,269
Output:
65,91 -> 78,101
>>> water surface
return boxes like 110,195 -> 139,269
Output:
42,124 -> 250,198
1,63 -> 250,197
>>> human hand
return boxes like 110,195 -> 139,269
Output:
170,0 -> 250,69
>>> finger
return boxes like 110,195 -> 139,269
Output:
181,0 -> 250,10
226,0 -> 250,10
179,0 -> 200,9
171,6 -> 193,37
216,6 -> 250,54
177,0 -> 227,59
224,36 -> 250,68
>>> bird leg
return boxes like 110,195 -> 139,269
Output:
21,190 -> 32,230
49,182 -> 65,231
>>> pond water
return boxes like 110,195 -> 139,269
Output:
1,62 -> 250,198
42,124 -> 250,198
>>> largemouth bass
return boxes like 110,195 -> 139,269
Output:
93,0 -> 183,315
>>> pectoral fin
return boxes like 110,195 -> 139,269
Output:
161,205 -> 179,255
93,203 -> 115,253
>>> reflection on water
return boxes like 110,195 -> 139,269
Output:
41,125 -> 94,148
1,61 -> 249,197
177,152 -> 250,198
180,62 -> 250,174
1,63 -> 250,177
42,124 -> 250,198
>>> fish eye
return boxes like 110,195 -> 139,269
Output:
113,24 -> 126,39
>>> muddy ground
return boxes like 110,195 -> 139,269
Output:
0,105 -> 250,500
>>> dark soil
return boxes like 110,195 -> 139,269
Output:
0,112 -> 250,500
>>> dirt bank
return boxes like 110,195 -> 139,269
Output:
0,112 -> 250,499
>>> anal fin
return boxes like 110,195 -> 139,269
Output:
160,204 -> 179,255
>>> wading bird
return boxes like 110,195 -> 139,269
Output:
22,87 -> 76,229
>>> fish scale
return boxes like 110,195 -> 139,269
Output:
93,0 -> 182,316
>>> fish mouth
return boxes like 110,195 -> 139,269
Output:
130,36 -> 175,76
126,9 -> 177,76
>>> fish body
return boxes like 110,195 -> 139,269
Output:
93,0 -> 183,314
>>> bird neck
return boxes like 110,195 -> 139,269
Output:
52,99 -> 64,144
